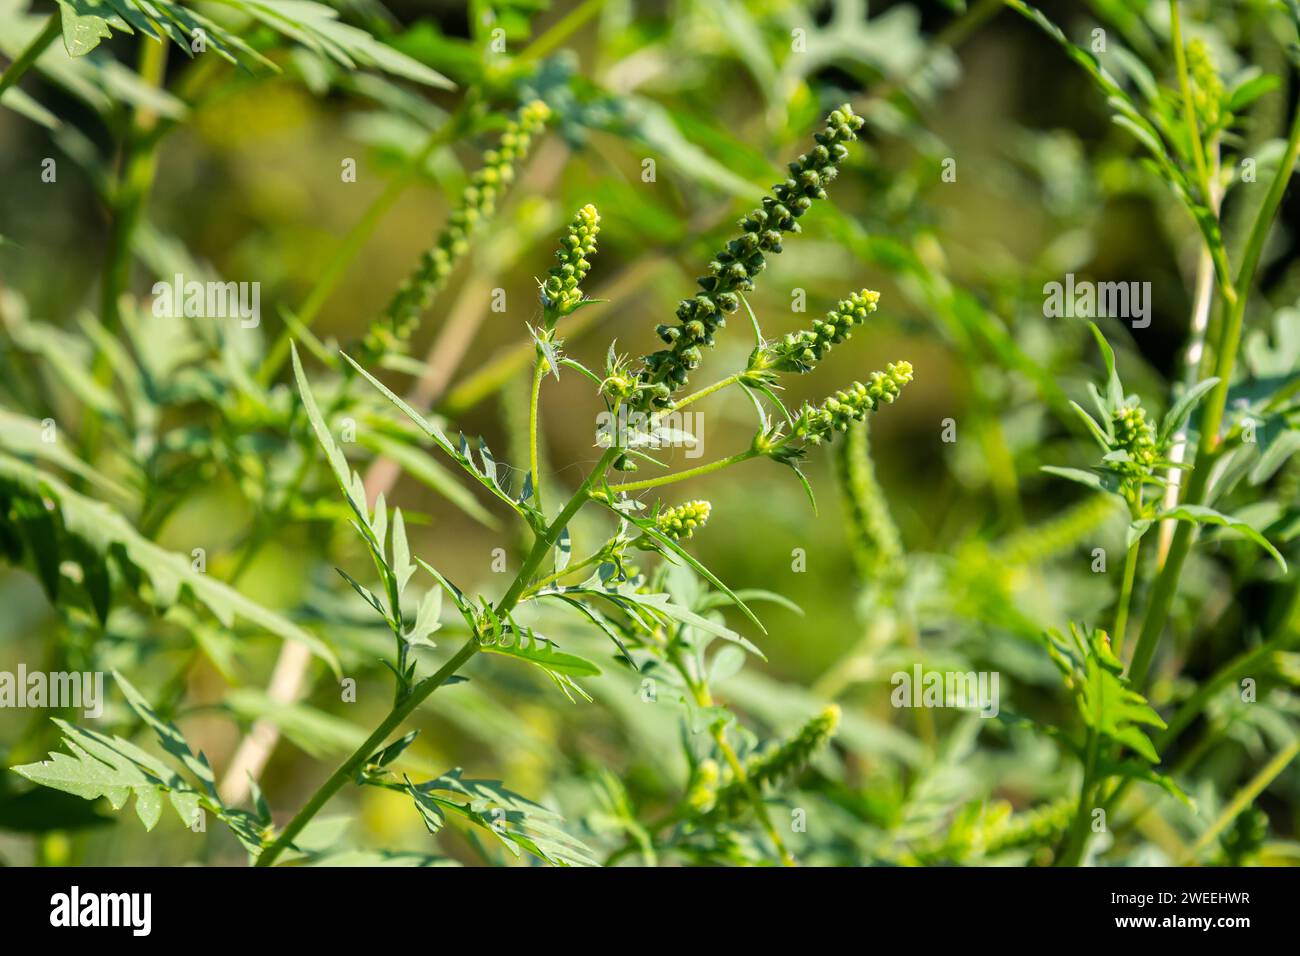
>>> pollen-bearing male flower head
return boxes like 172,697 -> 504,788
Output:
542,204 -> 600,319
761,288 -> 880,374
792,361 -> 914,447
654,500 -> 712,540
1187,39 -> 1225,131
1109,403 -> 1159,480
633,105 -> 866,410
364,100 -> 552,357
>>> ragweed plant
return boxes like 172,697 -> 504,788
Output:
1046,323 -> 1284,653
2,102 -> 913,868
6,0 -> 1300,875
248,105 -> 915,867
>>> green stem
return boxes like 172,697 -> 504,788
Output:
672,373 -> 742,411
254,448 -> 619,866
0,14 -> 60,101
711,724 -> 796,866
83,37 -> 168,466
666,638 -> 795,866
529,347 -> 546,512
1181,739 -> 1300,863
1060,728 -> 1100,866
522,550 -> 606,597
1130,89 -> 1300,689
1112,539 -> 1140,656
438,257 -> 665,417
607,449 -> 759,494
1102,622 -> 1300,820
253,636 -> 481,867
1169,0 -> 1216,231
497,446 -> 620,612
516,0 -> 606,64
101,37 -> 168,335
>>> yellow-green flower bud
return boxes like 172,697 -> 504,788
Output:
767,288 -> 879,373
792,361 -> 913,447
687,759 -> 720,813
542,204 -> 600,319
654,500 -> 712,540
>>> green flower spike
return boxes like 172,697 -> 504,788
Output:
762,288 -> 880,374
635,104 -> 866,409
363,100 -> 552,357
790,361 -> 913,449
1187,39 -> 1224,132
654,500 -> 712,540
745,704 -> 840,791
542,204 -> 600,321
710,705 -> 840,818
687,758 -> 721,813
1110,404 -> 1158,481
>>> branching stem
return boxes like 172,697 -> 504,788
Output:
255,446 -> 619,866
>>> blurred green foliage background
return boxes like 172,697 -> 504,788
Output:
2,0 -> 1299,866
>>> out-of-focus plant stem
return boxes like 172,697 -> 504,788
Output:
1181,740 -> 1300,863
83,37 -> 168,465
529,346 -> 547,512
1112,540 -> 1140,655
256,447 -> 618,866
0,15 -> 59,100
1129,88 -> 1300,689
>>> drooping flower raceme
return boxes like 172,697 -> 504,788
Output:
782,361 -> 914,452
709,705 -> 840,817
634,105 -> 867,409
363,100 -> 552,357
760,288 -> 880,375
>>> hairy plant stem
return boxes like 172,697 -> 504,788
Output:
253,637 -> 481,867
254,447 -> 618,866
1112,539 -> 1140,656
608,449 -> 759,494
0,14 -> 59,100
672,373 -> 743,411
529,345 -> 548,512
1129,90 -> 1300,689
